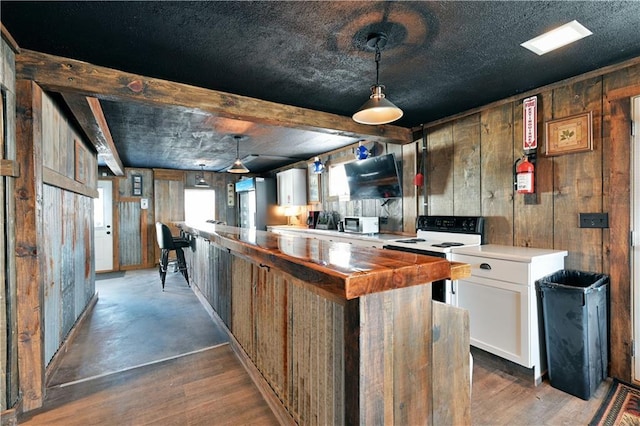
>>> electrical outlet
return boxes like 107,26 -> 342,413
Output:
579,213 -> 608,228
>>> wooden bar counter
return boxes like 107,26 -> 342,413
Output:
177,222 -> 471,425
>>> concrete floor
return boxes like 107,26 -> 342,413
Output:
47,268 -> 229,386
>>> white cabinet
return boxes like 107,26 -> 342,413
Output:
277,169 -> 307,206
450,245 -> 567,385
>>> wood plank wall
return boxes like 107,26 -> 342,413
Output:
317,142 -> 405,233
1,32 -> 19,413
14,81 -> 97,411
423,62 -> 640,380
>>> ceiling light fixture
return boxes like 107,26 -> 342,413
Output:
195,164 -> 209,187
227,135 -> 249,174
521,20 -> 592,56
352,32 -> 403,126
312,156 -> 325,174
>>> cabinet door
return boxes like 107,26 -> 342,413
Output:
457,276 -> 532,367
277,169 -> 307,206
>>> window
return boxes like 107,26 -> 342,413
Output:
184,189 -> 216,224
328,163 -> 349,198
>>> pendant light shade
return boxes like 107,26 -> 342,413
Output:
195,164 -> 210,187
352,85 -> 403,125
228,135 -> 249,174
352,33 -> 403,126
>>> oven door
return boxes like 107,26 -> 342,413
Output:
383,245 -> 451,304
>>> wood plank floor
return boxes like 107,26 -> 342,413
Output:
17,269 -> 609,425
19,345 -> 279,425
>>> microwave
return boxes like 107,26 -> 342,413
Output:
343,216 -> 379,234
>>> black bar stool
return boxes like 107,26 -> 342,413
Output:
155,222 -> 190,290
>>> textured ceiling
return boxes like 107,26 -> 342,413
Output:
3,1 -> 640,172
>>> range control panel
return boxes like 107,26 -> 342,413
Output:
416,216 -> 485,239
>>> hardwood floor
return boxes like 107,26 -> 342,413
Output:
19,345 -> 279,425
17,269 -> 609,425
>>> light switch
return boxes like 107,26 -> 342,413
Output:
140,198 -> 149,209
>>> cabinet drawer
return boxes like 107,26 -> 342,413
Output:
451,254 -> 530,285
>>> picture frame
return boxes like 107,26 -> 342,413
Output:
132,174 -> 143,196
308,164 -> 321,203
544,111 -> 593,156
74,140 -> 87,183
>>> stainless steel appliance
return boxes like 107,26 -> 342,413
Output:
343,216 -> 379,234
235,177 -> 280,231
383,215 -> 485,304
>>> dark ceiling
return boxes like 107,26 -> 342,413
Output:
3,1 -> 640,173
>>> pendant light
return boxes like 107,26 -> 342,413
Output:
352,33 -> 403,126
228,135 -> 249,174
195,164 -> 210,187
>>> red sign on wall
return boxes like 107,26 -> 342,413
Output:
523,96 -> 537,150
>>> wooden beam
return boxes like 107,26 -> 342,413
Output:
15,80 -> 45,411
1,23 -> 21,53
61,94 -> 125,176
17,49 -> 413,144
0,159 -> 19,177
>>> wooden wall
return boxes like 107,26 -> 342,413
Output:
423,62 -> 640,381
313,141 -> 407,234
1,29 -> 19,414
14,81 -> 97,411
102,167 -> 239,271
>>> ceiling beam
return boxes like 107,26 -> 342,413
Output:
62,94 -> 125,176
17,49 -> 413,145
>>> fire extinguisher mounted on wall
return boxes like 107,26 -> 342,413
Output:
514,155 -> 535,194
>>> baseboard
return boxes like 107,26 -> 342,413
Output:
471,346 -> 543,385
1,397 -> 22,426
44,293 -> 99,386
190,283 -> 294,425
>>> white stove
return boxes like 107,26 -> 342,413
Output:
383,215 -> 485,304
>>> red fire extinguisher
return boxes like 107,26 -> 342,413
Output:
514,155 -> 535,194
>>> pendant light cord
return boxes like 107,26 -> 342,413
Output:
375,43 -> 381,86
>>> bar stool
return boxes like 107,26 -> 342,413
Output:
155,222 -> 190,290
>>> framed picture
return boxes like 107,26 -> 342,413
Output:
132,174 -> 143,196
308,164 -> 321,203
544,111 -> 593,156
74,140 -> 87,183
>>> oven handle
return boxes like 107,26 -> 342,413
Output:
480,263 -> 492,270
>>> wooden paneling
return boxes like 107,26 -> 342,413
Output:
118,201 -> 142,267
480,104 -> 514,245
427,123 -> 454,215
514,94 -> 554,248
231,256 -> 256,360
423,61 -> 640,382
602,63 -> 640,379
551,77 -> 603,270
453,114 -> 481,216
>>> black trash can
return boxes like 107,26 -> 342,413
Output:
535,270 -> 609,400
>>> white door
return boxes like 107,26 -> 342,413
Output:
633,96 -> 640,380
94,180 -> 114,272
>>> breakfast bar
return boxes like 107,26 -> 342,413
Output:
177,222 -> 472,425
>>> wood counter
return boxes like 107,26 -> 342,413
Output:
177,222 -> 471,425
177,222 -> 469,300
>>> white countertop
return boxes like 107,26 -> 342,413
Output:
451,244 -> 568,263
267,225 -> 405,242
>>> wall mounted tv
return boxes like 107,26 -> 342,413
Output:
343,153 -> 403,200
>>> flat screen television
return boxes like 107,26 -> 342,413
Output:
343,153 -> 402,200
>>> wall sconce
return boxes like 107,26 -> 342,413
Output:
355,141 -> 369,160
312,156 -> 325,174
195,164 -> 209,187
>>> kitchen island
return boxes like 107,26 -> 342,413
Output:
177,222 -> 472,425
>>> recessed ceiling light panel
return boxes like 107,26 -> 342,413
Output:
521,20 -> 592,56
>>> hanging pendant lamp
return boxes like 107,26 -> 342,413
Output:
195,164 -> 210,187
228,135 -> 249,174
352,33 -> 403,126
